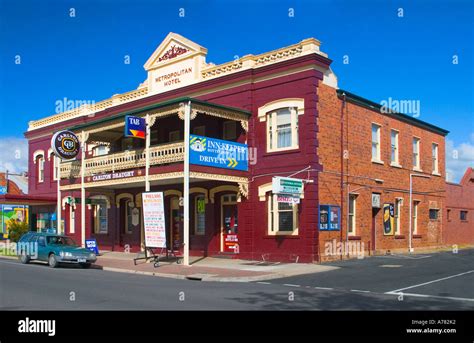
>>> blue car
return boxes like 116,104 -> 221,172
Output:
17,232 -> 97,268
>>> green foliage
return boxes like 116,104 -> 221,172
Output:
7,219 -> 30,242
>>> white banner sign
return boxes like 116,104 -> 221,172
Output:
142,192 -> 166,248
277,195 -> 300,204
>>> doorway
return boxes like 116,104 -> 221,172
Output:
169,197 -> 183,253
371,208 -> 380,252
220,194 -> 238,253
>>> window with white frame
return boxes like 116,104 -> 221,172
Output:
193,126 -> 205,136
413,201 -> 419,234
267,108 -> 298,151
49,152 -> 59,181
37,155 -> 45,183
194,195 -> 206,235
92,145 -> 108,157
223,121 -> 237,140
413,138 -> 420,169
267,193 -> 298,235
371,124 -> 382,162
391,130 -> 399,165
394,198 -> 402,235
432,143 -> 439,174
348,194 -> 357,235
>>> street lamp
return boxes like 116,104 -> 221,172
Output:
408,173 -> 431,253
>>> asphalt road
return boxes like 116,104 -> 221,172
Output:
1,249 -> 473,310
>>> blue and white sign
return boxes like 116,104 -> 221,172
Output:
85,238 -> 99,255
319,205 -> 341,231
124,115 -> 146,139
189,135 -> 248,171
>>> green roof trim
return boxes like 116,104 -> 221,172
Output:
336,89 -> 449,136
67,96 -> 251,132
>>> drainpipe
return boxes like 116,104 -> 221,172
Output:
340,93 -> 346,259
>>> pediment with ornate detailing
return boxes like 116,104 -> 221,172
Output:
143,32 -> 208,94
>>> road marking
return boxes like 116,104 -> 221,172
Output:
314,287 -> 333,290
351,289 -> 371,293
256,282 -> 271,285
379,264 -> 403,268
386,270 -> 474,294
389,292 -> 474,303
283,283 -> 300,287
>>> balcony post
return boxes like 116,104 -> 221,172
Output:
183,101 -> 191,266
80,131 -> 87,247
145,114 -> 151,192
56,156 -> 61,235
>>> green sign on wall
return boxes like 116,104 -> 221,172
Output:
272,177 -> 303,195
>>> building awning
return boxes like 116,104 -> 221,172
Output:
67,97 -> 251,133
0,194 -> 56,206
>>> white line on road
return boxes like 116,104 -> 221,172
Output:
386,270 -> 474,294
388,292 -> 474,303
256,282 -> 271,285
283,283 -> 300,287
351,289 -> 371,293
376,254 -> 432,260
314,287 -> 333,290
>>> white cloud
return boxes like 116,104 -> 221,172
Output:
0,137 -> 28,174
446,134 -> 474,183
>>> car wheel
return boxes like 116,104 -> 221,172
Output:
48,254 -> 59,268
19,252 -> 30,264
80,263 -> 91,269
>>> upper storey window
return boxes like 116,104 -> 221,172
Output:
33,150 -> 45,183
258,99 -> 304,153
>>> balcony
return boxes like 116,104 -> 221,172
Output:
58,97 -> 251,184
60,142 -> 184,179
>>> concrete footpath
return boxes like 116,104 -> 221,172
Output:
95,251 -> 338,282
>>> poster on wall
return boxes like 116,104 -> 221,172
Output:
142,192 -> 166,248
383,203 -> 395,236
319,205 -> 340,231
1,205 -> 29,236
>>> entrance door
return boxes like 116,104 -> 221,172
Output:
169,197 -> 183,252
221,194 -> 238,253
371,208 -> 380,252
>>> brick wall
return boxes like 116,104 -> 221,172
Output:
444,168 -> 474,245
317,83 -> 447,260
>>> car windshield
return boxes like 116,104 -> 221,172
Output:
46,236 -> 77,246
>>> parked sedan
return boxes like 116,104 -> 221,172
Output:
17,232 -> 97,268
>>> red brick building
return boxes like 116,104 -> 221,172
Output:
444,168 -> 474,246
23,33 -> 449,262
317,86 -> 448,260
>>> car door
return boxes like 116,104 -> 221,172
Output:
36,235 -> 48,261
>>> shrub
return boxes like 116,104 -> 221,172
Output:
7,219 -> 30,242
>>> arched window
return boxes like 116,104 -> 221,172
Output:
258,99 -> 304,152
37,155 -> 45,183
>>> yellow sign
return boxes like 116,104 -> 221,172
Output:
383,203 -> 395,236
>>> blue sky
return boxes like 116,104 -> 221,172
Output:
0,0 -> 473,181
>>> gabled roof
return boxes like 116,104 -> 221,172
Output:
460,167 -> 474,186
143,32 -> 207,71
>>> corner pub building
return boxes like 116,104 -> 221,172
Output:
25,33 -> 448,262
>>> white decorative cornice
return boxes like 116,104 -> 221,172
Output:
28,37 -> 327,132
